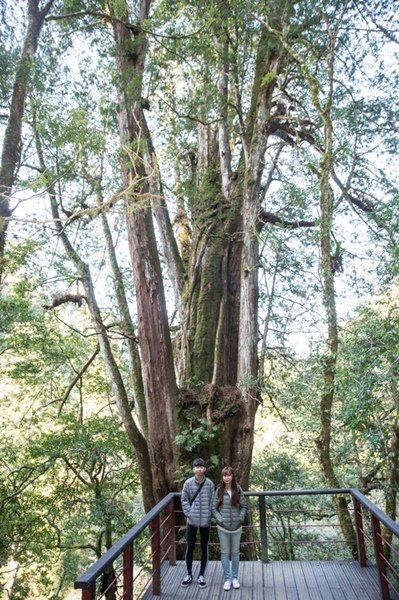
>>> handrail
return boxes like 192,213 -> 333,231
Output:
74,493 -> 176,589
350,488 -> 399,537
245,487 -> 351,497
74,487 -> 399,600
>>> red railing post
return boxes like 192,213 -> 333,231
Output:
167,498 -> 176,565
123,543 -> 134,600
259,495 -> 269,563
371,514 -> 390,600
151,514 -> 161,596
82,585 -> 95,600
353,497 -> 367,567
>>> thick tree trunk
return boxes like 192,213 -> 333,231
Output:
0,0 -> 54,280
177,27 -> 286,486
124,198 -> 178,499
144,125 -> 185,312
109,2 -> 178,501
89,178 -> 147,436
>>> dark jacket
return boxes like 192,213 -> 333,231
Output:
212,485 -> 247,531
181,476 -> 214,527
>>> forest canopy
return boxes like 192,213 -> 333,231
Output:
0,0 -> 398,597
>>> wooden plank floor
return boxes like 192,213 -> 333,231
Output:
143,560 -> 399,600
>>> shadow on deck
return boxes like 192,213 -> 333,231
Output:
144,560 -> 396,600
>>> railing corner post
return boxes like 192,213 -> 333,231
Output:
82,585 -> 96,600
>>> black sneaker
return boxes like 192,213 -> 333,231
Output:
198,575 -> 206,588
181,575 -> 193,587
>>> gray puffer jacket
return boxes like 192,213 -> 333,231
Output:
181,476 -> 214,527
212,485 -> 247,531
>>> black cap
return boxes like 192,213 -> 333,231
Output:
193,457 -> 206,467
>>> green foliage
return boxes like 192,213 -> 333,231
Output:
239,374 -> 259,388
251,447 -> 307,490
261,70 -> 277,88
0,41 -> 19,104
175,417 -> 219,452
333,294 -> 399,487
0,412 -> 140,597
108,0 -> 129,20
250,446 -> 350,561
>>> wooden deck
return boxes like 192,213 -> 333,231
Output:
143,560 -> 399,600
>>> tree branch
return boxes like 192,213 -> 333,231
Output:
43,293 -> 87,310
258,208 -> 316,231
46,10 -> 209,41
331,169 -> 375,213
57,346 -> 100,415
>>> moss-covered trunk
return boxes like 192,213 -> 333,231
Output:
177,24 -> 286,486
312,6 -> 357,558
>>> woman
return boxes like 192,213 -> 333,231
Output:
212,466 -> 247,591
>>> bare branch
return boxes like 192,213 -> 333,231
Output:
331,169 -> 374,213
258,208 -> 316,231
43,293 -> 87,310
57,346 -> 100,415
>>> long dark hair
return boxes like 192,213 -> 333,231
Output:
217,466 -> 240,507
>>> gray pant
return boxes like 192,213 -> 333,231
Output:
217,528 -> 242,581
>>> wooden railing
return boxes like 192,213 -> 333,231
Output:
74,488 -> 399,600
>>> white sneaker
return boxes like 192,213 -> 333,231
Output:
223,580 -> 231,591
232,579 -> 240,589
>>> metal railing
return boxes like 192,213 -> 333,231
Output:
74,488 -> 399,600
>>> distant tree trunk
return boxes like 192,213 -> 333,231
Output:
316,157 -> 357,556
0,0 -> 54,282
312,6 -> 357,558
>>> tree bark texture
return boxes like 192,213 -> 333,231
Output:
109,2 -> 178,501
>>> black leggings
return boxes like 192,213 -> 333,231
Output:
185,524 -> 210,576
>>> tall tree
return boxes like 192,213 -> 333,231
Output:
106,0 -> 179,501
0,0 -> 55,282
104,0 -> 293,494
2,0 -> 398,516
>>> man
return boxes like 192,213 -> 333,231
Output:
180,457 -> 214,589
